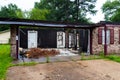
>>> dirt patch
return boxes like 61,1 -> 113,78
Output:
6,60 -> 120,80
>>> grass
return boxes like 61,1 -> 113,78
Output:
46,56 -> 50,63
80,52 -> 120,63
105,55 -> 120,62
0,44 -> 12,80
13,62 -> 38,66
0,44 -> 120,80
0,45 -> 39,80
81,52 -> 103,60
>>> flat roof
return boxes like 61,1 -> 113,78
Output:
0,18 -> 100,29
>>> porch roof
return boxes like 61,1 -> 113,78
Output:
0,18 -> 100,29
99,21 -> 120,25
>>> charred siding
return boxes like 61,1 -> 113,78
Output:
19,28 -> 63,48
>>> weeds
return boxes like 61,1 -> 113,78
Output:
13,62 -> 37,66
81,52 -> 103,60
46,56 -> 50,63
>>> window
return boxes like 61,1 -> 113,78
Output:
102,30 -> 110,44
98,28 -> 114,45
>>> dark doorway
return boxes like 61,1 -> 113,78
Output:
79,29 -> 89,52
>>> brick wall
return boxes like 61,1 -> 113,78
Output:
92,27 -> 104,54
107,26 -> 120,54
92,25 -> 120,54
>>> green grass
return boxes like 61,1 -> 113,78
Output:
81,53 -> 103,60
105,55 -> 120,62
0,44 -> 12,80
13,62 -> 38,66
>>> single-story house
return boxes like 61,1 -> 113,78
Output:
0,18 -> 119,59
0,30 -> 10,44
92,21 -> 120,54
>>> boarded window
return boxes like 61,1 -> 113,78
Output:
110,29 -> 114,44
98,28 -> 112,45
98,28 -> 102,44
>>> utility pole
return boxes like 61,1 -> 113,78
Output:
74,0 -> 79,50
65,0 -> 69,48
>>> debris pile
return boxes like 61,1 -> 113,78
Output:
25,48 -> 60,58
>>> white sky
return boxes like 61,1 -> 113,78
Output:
0,0 -> 107,23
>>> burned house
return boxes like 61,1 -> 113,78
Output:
0,18 -> 119,59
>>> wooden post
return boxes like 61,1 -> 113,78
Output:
16,26 -> 19,59
74,29 -> 77,50
65,29 -> 69,48
90,29 -> 93,55
104,25 -> 107,55
10,25 -> 18,59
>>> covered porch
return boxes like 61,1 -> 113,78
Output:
0,18 -> 100,60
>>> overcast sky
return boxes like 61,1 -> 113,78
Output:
0,0 -> 107,23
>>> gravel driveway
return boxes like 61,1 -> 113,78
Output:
6,60 -> 120,80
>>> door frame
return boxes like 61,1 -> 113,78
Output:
28,30 -> 38,48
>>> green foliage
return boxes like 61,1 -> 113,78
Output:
0,4 -> 24,31
29,8 -> 49,20
105,55 -> 120,62
99,51 -> 105,58
34,0 -> 97,23
13,62 -> 37,66
46,56 -> 50,63
0,45 -> 12,80
102,0 -> 120,22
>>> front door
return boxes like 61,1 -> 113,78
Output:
28,31 -> 37,48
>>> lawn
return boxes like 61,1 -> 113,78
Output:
1,44 -> 120,80
0,44 -> 12,80
105,55 -> 120,62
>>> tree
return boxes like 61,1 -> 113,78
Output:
0,4 -> 23,18
0,4 -> 23,31
34,0 -> 97,23
102,0 -> 120,22
29,8 -> 49,20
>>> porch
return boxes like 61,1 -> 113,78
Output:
0,18 -> 101,60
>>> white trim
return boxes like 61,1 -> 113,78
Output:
87,30 -> 90,54
28,30 -> 38,48
102,30 -> 110,45
57,31 -> 65,48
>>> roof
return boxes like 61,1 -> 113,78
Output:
99,21 -> 120,25
0,18 -> 100,29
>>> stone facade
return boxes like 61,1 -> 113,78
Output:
10,26 -> 17,59
107,25 -> 120,54
92,27 -> 104,54
92,25 -> 120,54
